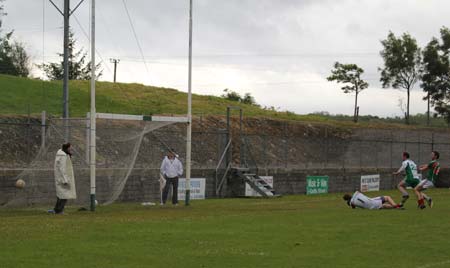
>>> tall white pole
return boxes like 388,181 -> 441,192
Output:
89,0 -> 96,211
185,0 -> 193,206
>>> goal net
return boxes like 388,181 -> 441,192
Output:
2,113 -> 187,207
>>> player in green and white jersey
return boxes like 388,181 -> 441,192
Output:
393,152 -> 420,207
415,151 -> 440,209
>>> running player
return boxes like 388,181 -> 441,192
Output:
414,151 -> 440,209
343,191 -> 402,209
393,152 -> 420,207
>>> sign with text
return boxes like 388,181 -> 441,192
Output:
245,176 -> 273,197
360,174 -> 380,192
178,178 -> 206,200
306,176 -> 329,195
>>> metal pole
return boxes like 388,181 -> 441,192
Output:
239,109 -> 243,165
63,0 -> 70,142
41,111 -> 46,149
431,133 -> 434,151
226,107 -> 230,168
325,127 -> 328,169
89,0 -> 96,211
110,58 -> 119,83
113,60 -> 117,83
85,112 -> 90,164
427,93 -> 430,126
185,0 -> 193,206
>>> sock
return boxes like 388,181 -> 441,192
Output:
400,194 -> 409,204
418,198 -> 425,206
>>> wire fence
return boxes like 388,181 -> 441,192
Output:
241,128 -> 450,171
1,116 -> 449,172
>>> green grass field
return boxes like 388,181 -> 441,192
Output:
1,189 -> 449,268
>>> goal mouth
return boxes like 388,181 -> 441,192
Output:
2,113 -> 187,207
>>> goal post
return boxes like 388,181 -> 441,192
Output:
86,112 -> 189,207
93,112 -> 188,123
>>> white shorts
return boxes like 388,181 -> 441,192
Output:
417,179 -> 434,189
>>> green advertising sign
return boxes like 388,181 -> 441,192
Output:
306,176 -> 329,195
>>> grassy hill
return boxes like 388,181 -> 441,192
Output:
0,74 -> 448,128
0,74 -> 301,119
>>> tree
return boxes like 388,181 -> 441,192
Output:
0,33 -> 30,77
242,93 -> 257,105
40,29 -> 102,80
379,32 -> 422,124
0,0 -> 30,77
221,89 -> 258,106
221,88 -> 241,102
327,62 -> 369,123
421,27 -> 450,123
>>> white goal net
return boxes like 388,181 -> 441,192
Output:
3,114 -> 187,207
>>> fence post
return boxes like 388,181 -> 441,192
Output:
418,132 -> 421,165
375,140 -> 378,170
431,133 -> 434,151
390,131 -> 393,170
284,122 -> 288,168
226,107 -> 230,167
41,111 -> 46,149
263,134 -> 268,174
27,105 -> 31,160
239,109 -> 243,166
359,139 -> 362,170
325,127 -> 328,169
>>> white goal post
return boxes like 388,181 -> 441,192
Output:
93,112 -> 189,123
86,112 -> 189,207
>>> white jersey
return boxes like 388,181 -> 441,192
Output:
350,191 -> 383,210
397,159 -> 420,180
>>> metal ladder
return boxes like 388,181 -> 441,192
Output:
234,168 -> 280,198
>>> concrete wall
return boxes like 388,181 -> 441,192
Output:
3,166 -> 449,207
2,116 -> 450,206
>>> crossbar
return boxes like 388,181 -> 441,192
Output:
92,113 -> 188,123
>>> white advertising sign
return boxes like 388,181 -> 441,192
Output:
360,174 -> 380,192
245,176 -> 273,197
178,178 -> 206,200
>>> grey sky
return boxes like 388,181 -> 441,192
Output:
3,0 -> 450,116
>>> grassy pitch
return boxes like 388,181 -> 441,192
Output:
0,189 -> 449,268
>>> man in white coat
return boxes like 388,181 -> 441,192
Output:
49,143 -> 76,214
160,150 -> 183,205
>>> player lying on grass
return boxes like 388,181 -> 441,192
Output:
343,191 -> 402,209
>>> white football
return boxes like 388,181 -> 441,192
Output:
15,179 -> 26,189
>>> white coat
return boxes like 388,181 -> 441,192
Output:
54,149 -> 77,199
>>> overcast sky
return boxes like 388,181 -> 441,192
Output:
3,0 -> 450,117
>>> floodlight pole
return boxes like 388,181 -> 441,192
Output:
49,0 -> 85,142
185,0 -> 193,206
63,0 -> 70,142
89,0 -> 96,211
